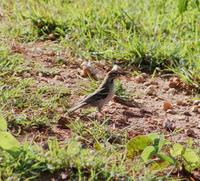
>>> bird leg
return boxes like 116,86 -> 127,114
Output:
95,106 -> 104,119
97,105 -> 103,114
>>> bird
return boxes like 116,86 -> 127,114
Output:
68,65 -> 123,114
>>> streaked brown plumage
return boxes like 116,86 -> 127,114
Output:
68,66 -> 122,113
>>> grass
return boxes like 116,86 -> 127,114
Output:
1,123 -> 200,180
1,78 -> 70,128
1,0 -> 199,86
0,138 -> 131,180
0,0 -> 200,180
0,44 -> 70,129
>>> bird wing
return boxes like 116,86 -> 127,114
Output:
68,87 -> 108,113
68,80 -> 110,113
81,85 -> 109,105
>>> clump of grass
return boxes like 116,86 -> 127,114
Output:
1,79 -> 70,128
0,45 -> 24,75
69,119 -> 124,146
1,0 -> 199,86
115,80 -> 132,100
0,1 -> 200,180
0,138 -> 130,180
1,130 -> 199,180
0,44 -> 70,129
30,15 -> 68,39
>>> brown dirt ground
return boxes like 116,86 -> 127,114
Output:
11,41 -> 200,147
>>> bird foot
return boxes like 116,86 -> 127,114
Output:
94,111 -> 104,120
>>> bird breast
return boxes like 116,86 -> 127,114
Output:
98,83 -> 114,108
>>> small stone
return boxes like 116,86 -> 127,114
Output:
80,61 -> 98,80
42,143 -> 49,150
183,111 -> 192,116
168,88 -> 176,95
163,101 -> 173,111
186,129 -> 197,138
145,85 -> 156,95
135,75 -> 145,83
177,115 -> 186,120
23,72 -> 31,78
185,117 -> 190,122
0,9 -> 3,17
192,170 -> 200,181
54,75 -> 64,81
39,77 -> 48,83
193,100 -> 200,105
191,106 -> 199,113
47,51 -> 55,56
48,33 -> 56,40
197,124 -> 200,129
166,109 -> 176,114
134,94 -> 141,99
144,82 -> 149,86
61,172 -> 68,179
163,87 -> 169,91
163,119 -> 175,132
168,77 -> 181,88
144,80 -> 159,86
141,73 -> 149,78
38,72 -> 43,77
54,75 -> 59,80
176,100 -> 187,106
149,80 -> 159,85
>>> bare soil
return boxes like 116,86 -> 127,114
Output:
11,41 -> 200,147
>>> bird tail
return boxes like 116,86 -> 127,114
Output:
68,102 -> 86,113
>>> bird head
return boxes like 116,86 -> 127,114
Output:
107,70 -> 121,80
107,65 -> 124,80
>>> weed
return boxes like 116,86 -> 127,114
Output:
1,0 -> 199,85
115,80 -> 132,100
0,1 -> 200,180
0,44 -> 70,129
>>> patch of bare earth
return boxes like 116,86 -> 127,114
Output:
11,41 -> 200,147
112,75 -> 200,146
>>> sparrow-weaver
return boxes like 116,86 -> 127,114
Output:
68,65 -> 123,114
